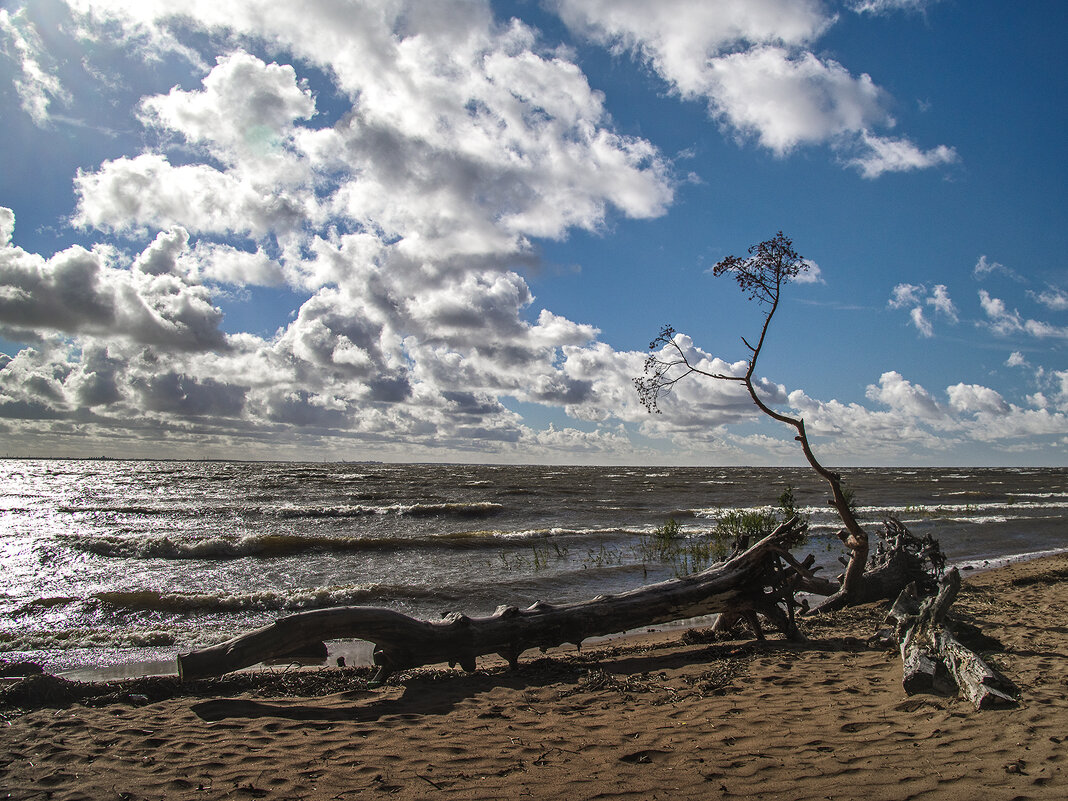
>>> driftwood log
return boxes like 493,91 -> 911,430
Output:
178,518 -> 806,682
884,568 -> 1017,710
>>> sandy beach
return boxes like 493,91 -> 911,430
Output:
2,553 -> 1065,800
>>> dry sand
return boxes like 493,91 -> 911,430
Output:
2,553 -> 1066,800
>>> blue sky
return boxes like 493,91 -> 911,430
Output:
0,0 -> 1065,465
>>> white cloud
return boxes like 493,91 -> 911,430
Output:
139,52 -> 316,169
979,290 -> 1068,339
946,383 -> 1009,415
554,0 -> 955,174
1030,287 -> 1068,311
888,282 -> 957,337
554,0 -> 830,87
927,284 -> 957,321
866,371 -> 943,420
779,372 -> 1068,454
188,243 -> 286,287
979,290 -> 1020,334
888,283 -> 924,308
909,307 -> 933,337
1054,370 -> 1068,412
704,47 -> 886,155
1006,351 -> 1028,368
794,259 -> 824,284
0,207 -> 13,247
71,2 -> 671,265
973,254 -> 1022,281
5,0 -> 675,454
0,8 -> 72,126
849,0 -> 942,15
0,1 -> 1048,463
845,131 -> 957,179
74,153 -> 311,239
0,210 -> 227,351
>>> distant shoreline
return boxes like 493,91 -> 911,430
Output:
2,456 -> 1066,469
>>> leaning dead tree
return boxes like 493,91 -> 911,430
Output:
882,568 -> 1017,709
636,232 -> 877,613
178,518 -> 806,681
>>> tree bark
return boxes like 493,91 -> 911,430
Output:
178,518 -> 805,682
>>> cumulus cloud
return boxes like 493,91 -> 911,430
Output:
139,52 -> 316,169
866,371 -> 944,420
554,0 -> 955,174
702,47 -> 886,155
74,152 -> 311,239
4,0 -> 675,457
0,210 -> 227,350
0,207 -> 16,248
794,259 -> 825,284
946,383 -> 1010,415
605,332 -> 790,443
72,4 -> 671,264
554,0 -> 831,93
188,243 -> 286,287
776,371 -> 1068,456
0,0 -> 1048,463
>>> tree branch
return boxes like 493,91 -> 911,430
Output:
636,232 -> 870,610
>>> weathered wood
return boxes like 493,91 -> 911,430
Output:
884,568 -> 1017,709
809,517 -> 946,614
178,518 -> 805,682
773,548 -> 839,597
937,629 -> 1018,709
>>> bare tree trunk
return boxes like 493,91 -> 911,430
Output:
178,518 -> 805,682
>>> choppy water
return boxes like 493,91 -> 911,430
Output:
1,460 -> 1065,675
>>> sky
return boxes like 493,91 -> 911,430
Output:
0,0 -> 1065,466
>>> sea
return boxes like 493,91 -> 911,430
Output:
1,460 -> 1066,678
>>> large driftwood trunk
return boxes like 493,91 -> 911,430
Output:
178,518 -> 805,682
860,517 -> 945,601
884,568 -> 1017,710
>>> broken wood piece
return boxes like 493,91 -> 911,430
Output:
937,629 -> 1018,709
885,568 -> 1017,709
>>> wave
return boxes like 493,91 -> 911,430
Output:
53,500 -> 505,521
59,524 -> 641,561
57,504 -> 177,516
90,582 -> 465,613
856,500 -> 1068,516
0,627 -> 176,651
60,532 -> 378,559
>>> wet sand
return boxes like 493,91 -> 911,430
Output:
1,553 -> 1066,800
